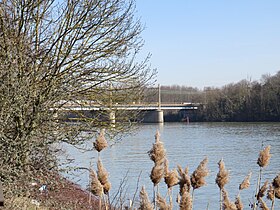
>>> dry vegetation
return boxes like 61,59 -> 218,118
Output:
0,0 -> 155,208
2,130 -> 279,210
135,131 -> 278,210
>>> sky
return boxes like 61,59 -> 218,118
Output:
135,1 -> 280,89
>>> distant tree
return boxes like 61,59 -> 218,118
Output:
261,71 -> 280,120
249,81 -> 263,120
200,72 -> 280,122
0,0 -> 155,196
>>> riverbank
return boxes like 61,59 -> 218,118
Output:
41,177 -> 99,209
4,176 -> 101,210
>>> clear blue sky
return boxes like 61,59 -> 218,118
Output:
135,1 -> 280,89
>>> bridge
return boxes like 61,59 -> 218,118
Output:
58,84 -> 200,123
61,102 -> 198,111
60,102 -> 199,123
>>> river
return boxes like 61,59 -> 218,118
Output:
61,122 -> 280,209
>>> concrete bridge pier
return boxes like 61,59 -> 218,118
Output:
109,110 -> 116,126
157,110 -> 164,123
142,84 -> 165,123
143,109 -> 164,123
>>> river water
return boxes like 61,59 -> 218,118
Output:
62,122 -> 280,209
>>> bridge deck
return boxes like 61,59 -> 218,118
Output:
60,103 -> 199,111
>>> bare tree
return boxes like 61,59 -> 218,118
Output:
0,0 -> 155,197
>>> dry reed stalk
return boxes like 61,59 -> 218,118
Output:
167,188 -> 173,208
156,193 -> 171,210
267,184 -> 275,200
164,158 -> 169,175
88,161 -> 93,206
177,165 -> 191,195
269,182 -> 280,210
190,157 -> 209,209
258,198 -> 269,210
90,169 -> 103,197
97,158 -> 111,194
163,161 -> 178,209
257,145 -> 271,168
234,195 -> 243,210
176,194 -> 181,204
179,191 -> 192,210
139,186 -> 153,210
190,157 -> 209,190
93,129 -> 108,152
164,158 -> 171,178
239,172 -> 252,190
254,145 -> 271,210
257,180 -> 269,200
155,130 -> 160,141
222,189 -> 237,210
150,163 -> 165,186
151,162 -> 164,208
216,159 -> 230,210
216,159 -> 230,190
148,131 -> 166,165
275,187 -> 280,199
267,184 -> 275,210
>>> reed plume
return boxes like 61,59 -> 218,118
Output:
177,165 -> 191,195
216,159 -> 230,210
148,131 -> 167,208
234,195 -> 243,210
164,158 -> 169,175
190,157 -> 209,209
216,159 -> 229,189
103,182 -> 111,195
257,180 -> 268,200
164,169 -> 179,207
156,193 -> 171,210
191,157 -> 209,190
162,160 -> 178,209
267,182 -> 280,210
254,145 -> 271,210
274,188 -> 280,199
222,189 -> 237,210
150,163 -> 165,186
97,158 -> 111,194
272,173 -> 280,188
275,187 -> 280,199
139,186 -> 153,210
267,184 -> 275,201
97,158 -> 109,185
179,191 -> 192,210
268,187 -> 280,210
258,198 -> 269,210
148,130 -> 166,165
239,172 -> 252,190
93,129 -> 108,152
164,168 -> 179,189
90,169 -> 103,197
257,145 -> 271,168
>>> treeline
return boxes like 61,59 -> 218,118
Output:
143,85 -> 203,104
144,71 -> 280,122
